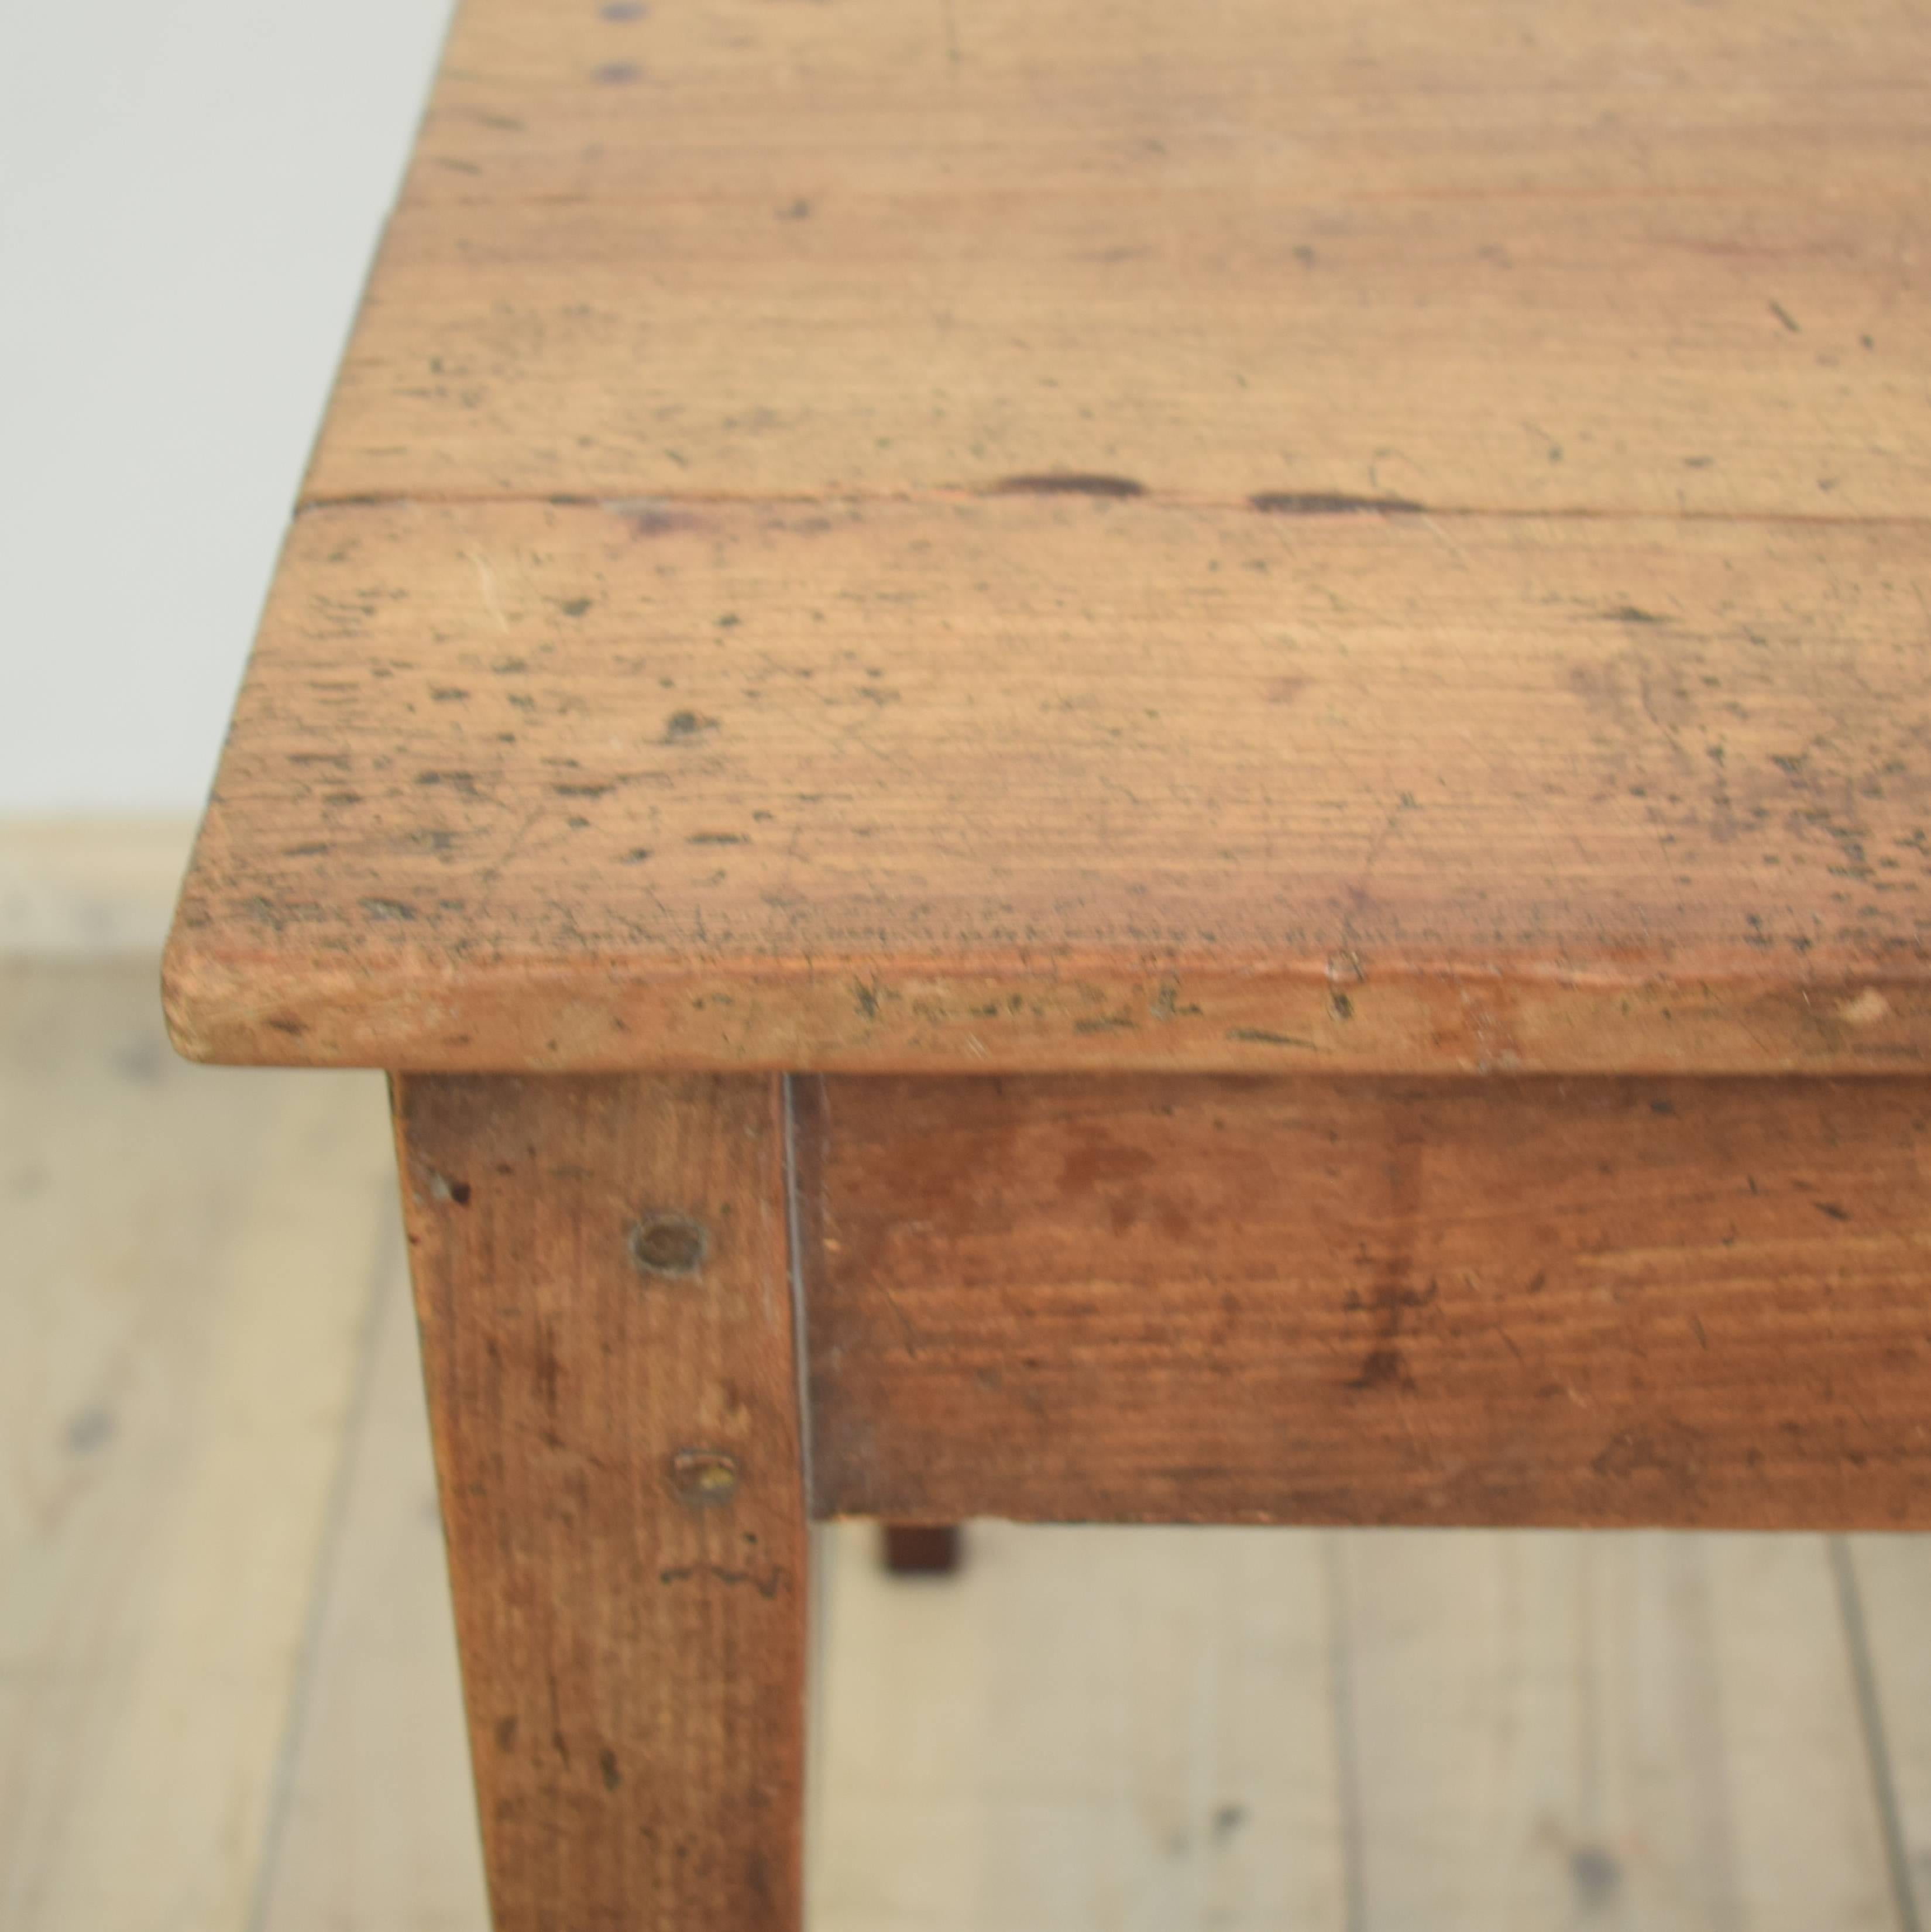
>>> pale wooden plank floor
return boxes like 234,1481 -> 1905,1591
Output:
0,959 -> 394,1931
5,952 -> 1928,1932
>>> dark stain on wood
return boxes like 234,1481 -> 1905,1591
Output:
801,1073 -> 1931,1529
991,472 -> 1147,498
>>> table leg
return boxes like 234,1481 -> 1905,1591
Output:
393,1072 -> 807,1931
881,1524 -> 964,1574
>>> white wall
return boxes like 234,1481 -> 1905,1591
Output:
0,0 -> 455,815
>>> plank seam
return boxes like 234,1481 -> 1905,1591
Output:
289,489 -> 1931,530
781,1073 -> 817,1523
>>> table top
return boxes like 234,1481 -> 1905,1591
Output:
166,0 -> 1931,1076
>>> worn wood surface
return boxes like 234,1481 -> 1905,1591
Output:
166,499 -> 1931,1073
800,1073 -> 1931,1528
395,1072 -> 806,1932
166,0 -> 1931,1076
308,0 -> 1931,519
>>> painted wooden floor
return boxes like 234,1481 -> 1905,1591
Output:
5,955 -> 1931,1931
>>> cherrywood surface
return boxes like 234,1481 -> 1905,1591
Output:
799,1072 -> 1931,1528
395,1071 -> 806,1931
164,0 -> 1931,1077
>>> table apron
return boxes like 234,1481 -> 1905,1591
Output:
793,1072 -> 1931,1530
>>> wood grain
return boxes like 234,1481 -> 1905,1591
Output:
165,498 -> 1931,1075
166,0 -> 1931,1075
799,1073 -> 1931,1529
304,0 -> 1931,519
396,1072 -> 806,1932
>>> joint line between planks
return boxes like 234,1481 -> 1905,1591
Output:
290,485 -> 1931,531
781,1073 -> 817,1522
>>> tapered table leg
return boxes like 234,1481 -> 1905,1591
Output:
394,1073 -> 807,1932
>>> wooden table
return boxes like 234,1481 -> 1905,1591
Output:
165,0 -> 1931,1923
